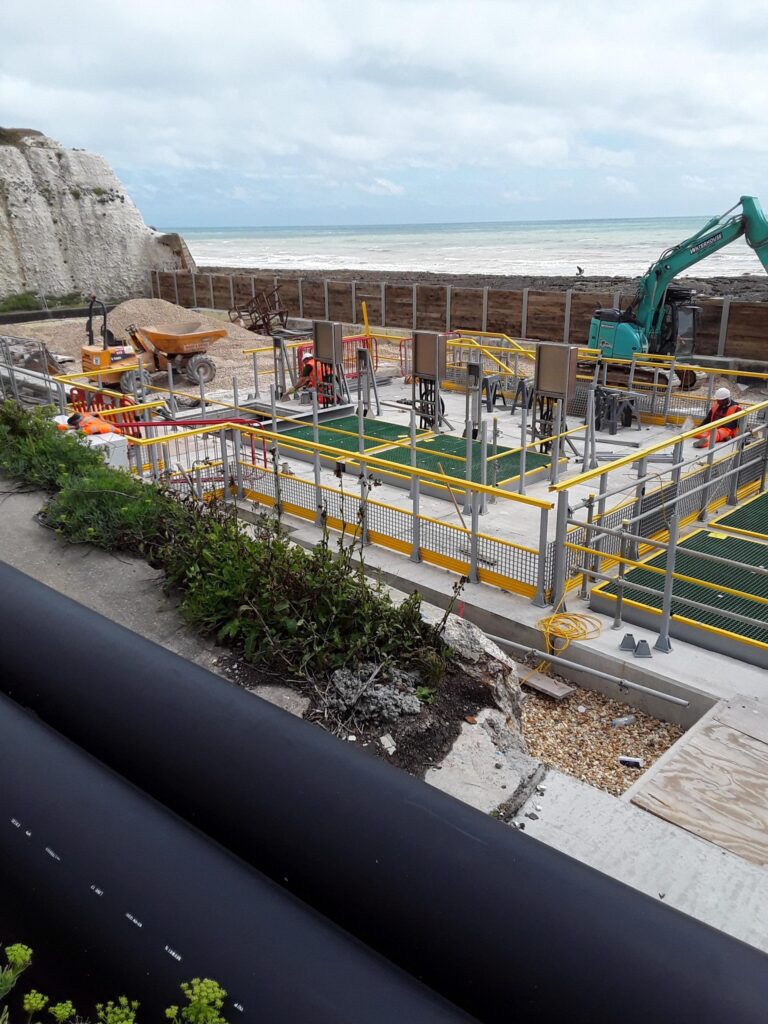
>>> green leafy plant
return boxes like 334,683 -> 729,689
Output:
415,685 -> 436,705
1,942 -> 33,1023
0,401 -> 452,686
48,1001 -> 76,1022
0,940 -> 231,1023
0,292 -> 41,314
95,997 -> 139,1024
23,989 -> 48,1022
165,979 -> 227,1024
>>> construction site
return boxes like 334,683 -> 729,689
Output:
3,199 -> 768,1021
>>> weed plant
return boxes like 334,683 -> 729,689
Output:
0,403 -> 450,683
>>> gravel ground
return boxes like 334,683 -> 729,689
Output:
521,684 -> 684,796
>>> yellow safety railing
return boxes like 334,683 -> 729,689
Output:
128,420 -> 554,511
550,396 -> 768,493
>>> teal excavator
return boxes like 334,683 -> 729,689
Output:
587,195 -> 768,385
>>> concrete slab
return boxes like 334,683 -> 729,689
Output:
248,684 -> 310,717
0,483 -> 223,676
518,768 -> 768,954
425,708 -> 541,814
520,668 -> 576,700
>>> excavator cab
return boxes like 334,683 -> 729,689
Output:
652,287 -> 699,358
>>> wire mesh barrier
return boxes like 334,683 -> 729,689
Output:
120,422 -> 552,598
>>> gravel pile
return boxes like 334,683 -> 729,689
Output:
6,300 -> 272,393
521,684 -> 684,796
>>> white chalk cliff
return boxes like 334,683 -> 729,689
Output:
0,129 -> 194,301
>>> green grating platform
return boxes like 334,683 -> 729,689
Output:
281,415 -> 419,454
591,530 -> 768,667
710,490 -> 768,541
377,434 -> 549,485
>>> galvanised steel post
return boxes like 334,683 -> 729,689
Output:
697,428 -> 718,521
219,428 -> 230,504
166,364 -> 177,418
550,490 -> 569,609
662,356 -> 676,425
518,395 -> 528,495
409,404 -> 417,499
629,456 -> 647,560
727,435 -> 745,505
410,476 -> 421,563
579,494 -> 595,600
654,513 -> 679,653
612,519 -> 630,630
591,470 -> 609,584
232,429 -> 244,499
147,425 -> 160,483
490,416 -> 499,502
468,489 -> 480,584
549,399 -> 563,486
532,506 -> 550,607
358,396 -> 369,546
480,419 -> 488,515
312,390 -> 323,527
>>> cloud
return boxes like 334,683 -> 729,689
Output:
604,176 -> 638,196
2,0 -> 766,222
681,175 -> 717,192
356,178 -> 405,196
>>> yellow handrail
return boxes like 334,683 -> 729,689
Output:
550,397 -> 768,492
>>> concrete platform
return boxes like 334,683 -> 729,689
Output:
516,767 -> 768,954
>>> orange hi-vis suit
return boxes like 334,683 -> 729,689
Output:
57,412 -> 122,435
694,398 -> 741,444
301,357 -> 322,390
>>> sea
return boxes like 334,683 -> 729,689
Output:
169,217 -> 758,278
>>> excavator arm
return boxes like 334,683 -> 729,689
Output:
628,195 -> 768,341
589,196 -> 768,359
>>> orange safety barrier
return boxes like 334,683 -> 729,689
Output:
68,388 -> 144,438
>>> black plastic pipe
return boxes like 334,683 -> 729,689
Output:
1,561 -> 766,1023
0,692 -> 472,1022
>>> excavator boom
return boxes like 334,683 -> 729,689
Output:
588,196 -> 768,364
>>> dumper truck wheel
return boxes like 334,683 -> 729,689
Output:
185,354 -> 217,385
119,368 -> 151,396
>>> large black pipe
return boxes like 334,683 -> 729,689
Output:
1,561 -> 766,1022
0,692 -> 472,1022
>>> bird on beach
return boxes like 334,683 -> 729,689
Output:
576,266 -> 584,277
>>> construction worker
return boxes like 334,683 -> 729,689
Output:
287,352 -> 332,404
288,353 -> 320,394
57,411 -> 122,435
692,387 -> 741,448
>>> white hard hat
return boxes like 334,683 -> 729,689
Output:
715,387 -> 730,401
302,353 -> 313,361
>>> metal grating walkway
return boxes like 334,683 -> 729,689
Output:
282,415 -> 419,454
711,490 -> 768,541
379,434 -> 549,484
597,530 -> 768,648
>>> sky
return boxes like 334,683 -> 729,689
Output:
2,0 -> 768,227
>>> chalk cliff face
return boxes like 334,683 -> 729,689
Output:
0,129 -> 194,301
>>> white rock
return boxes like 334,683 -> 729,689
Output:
0,129 -> 193,300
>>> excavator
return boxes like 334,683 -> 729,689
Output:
587,195 -> 768,388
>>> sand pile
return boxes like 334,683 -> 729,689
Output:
5,299 -> 267,377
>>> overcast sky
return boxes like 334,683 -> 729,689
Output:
2,0 -> 767,227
